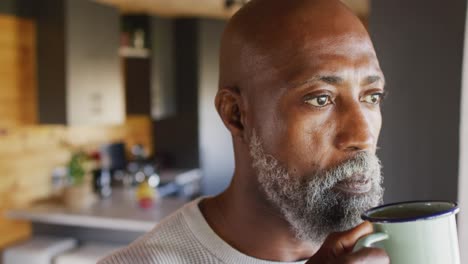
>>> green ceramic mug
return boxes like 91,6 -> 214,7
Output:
354,201 -> 460,264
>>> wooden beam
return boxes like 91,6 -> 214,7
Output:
94,0 -> 241,19
93,0 -> 369,19
342,0 -> 369,17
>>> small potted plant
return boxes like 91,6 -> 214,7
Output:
63,151 -> 96,210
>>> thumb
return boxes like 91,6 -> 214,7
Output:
306,221 -> 373,263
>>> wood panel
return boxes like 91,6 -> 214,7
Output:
0,115 -> 153,249
94,0 -> 239,18
0,14 -> 153,249
0,15 -> 37,128
93,0 -> 369,19
0,219 -> 31,249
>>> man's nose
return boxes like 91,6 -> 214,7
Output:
334,104 -> 375,152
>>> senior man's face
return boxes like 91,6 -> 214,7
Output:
247,33 -> 385,242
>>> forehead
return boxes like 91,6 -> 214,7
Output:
297,33 -> 377,65
246,34 -> 382,90
286,36 -> 383,87
306,34 -> 377,61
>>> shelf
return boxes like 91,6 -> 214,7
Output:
119,47 -> 151,58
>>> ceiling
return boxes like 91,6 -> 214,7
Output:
93,0 -> 369,19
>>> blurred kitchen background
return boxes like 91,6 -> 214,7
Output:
1,0 -> 468,263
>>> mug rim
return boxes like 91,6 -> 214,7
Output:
361,200 -> 459,223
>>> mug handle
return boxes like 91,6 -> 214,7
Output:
353,232 -> 389,252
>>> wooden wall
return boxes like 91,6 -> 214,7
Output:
0,115 -> 153,248
0,15 -> 37,128
0,14 -> 154,249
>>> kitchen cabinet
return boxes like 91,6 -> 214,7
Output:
37,0 -> 125,126
121,15 -> 176,119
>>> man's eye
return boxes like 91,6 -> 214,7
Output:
362,93 -> 384,105
305,95 -> 332,107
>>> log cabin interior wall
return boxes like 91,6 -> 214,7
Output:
0,115 -> 154,249
0,12 -> 153,249
0,15 -> 37,128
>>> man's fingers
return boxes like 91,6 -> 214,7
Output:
307,222 -> 374,263
338,247 -> 390,264
324,221 -> 374,257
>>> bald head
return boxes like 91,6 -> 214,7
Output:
219,0 -> 373,93
215,0 -> 383,169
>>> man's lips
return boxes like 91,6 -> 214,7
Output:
333,175 -> 371,194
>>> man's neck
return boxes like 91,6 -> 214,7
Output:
199,174 -> 319,262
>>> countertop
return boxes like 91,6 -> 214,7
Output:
7,188 -> 189,233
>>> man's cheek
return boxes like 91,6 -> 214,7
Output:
369,110 -> 382,138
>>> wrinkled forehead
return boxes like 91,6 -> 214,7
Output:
308,34 -> 377,59
241,32 -> 381,90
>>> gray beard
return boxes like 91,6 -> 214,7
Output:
249,131 -> 384,243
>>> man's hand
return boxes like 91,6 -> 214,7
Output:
306,222 -> 390,264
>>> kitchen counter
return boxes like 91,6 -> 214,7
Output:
6,169 -> 201,244
7,188 -> 189,233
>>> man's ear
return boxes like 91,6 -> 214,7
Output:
215,86 -> 246,140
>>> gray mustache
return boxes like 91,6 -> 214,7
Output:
312,152 -> 382,189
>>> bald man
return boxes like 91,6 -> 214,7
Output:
99,0 -> 389,263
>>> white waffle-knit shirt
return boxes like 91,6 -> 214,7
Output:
98,197 -> 307,264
